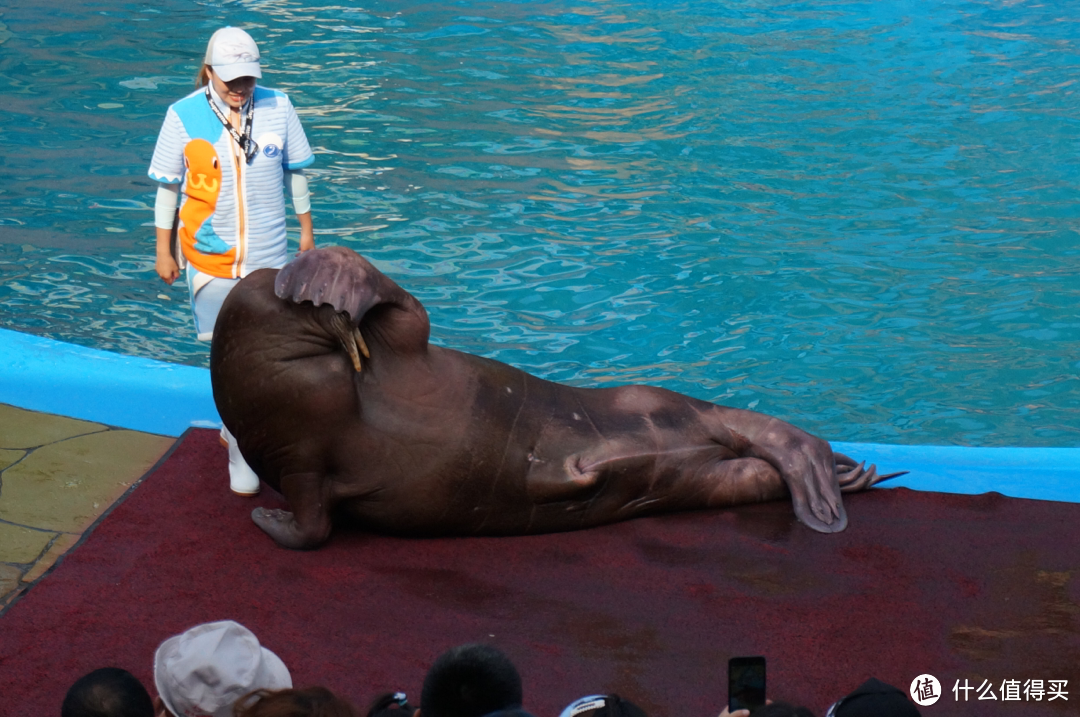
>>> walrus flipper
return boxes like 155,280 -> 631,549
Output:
275,246 -> 386,322
834,452 -> 907,492
251,471 -> 334,550
275,246 -> 431,355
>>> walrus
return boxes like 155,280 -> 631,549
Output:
211,247 -> 897,549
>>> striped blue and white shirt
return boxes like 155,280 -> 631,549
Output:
148,84 -> 314,278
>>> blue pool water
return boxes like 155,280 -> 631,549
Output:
0,0 -> 1077,448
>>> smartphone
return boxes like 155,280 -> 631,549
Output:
728,656 -> 766,712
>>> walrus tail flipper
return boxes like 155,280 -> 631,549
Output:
834,452 -> 908,493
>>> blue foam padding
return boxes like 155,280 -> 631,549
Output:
0,328 -> 220,437
1,329 -> 1077,502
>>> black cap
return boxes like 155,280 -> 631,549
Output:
829,678 -> 921,717
559,695 -> 648,717
367,691 -> 412,717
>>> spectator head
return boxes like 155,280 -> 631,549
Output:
750,703 -> 815,717
153,620 -> 291,717
62,668 -> 154,717
419,644 -> 523,717
826,678 -> 921,717
234,687 -> 357,717
559,694 -> 648,717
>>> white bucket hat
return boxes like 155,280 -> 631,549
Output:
154,620 -> 291,717
205,27 -> 262,82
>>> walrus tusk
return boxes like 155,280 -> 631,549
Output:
355,328 -> 370,359
345,340 -> 363,372
329,314 -> 364,372
340,332 -> 363,372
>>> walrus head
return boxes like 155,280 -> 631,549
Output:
274,247 -> 377,372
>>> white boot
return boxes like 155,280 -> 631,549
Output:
222,426 -> 260,496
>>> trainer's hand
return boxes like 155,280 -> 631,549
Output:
155,226 -> 180,284
156,253 -> 180,284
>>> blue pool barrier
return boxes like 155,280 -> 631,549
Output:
830,442 -> 1079,504
0,328 -> 220,437
1,328 -> 1077,503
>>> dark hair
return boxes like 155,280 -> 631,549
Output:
420,644 -> 523,717
234,687 -> 358,717
750,703 -> 815,717
61,668 -> 154,717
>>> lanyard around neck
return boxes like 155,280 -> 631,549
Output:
205,86 -> 258,164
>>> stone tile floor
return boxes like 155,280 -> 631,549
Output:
0,403 -> 175,611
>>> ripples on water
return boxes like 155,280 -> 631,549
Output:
0,0 -> 1077,446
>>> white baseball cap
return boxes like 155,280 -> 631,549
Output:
153,620 -> 291,717
205,27 -> 262,82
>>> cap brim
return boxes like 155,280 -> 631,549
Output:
209,647 -> 291,717
213,62 -> 262,82
559,696 -> 607,717
153,635 -> 184,717
258,646 -> 292,690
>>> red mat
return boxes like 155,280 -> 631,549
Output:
1,429 -> 1077,716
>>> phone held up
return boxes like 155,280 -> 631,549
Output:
728,656 -> 766,712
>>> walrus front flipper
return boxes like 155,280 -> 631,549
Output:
251,471 -> 333,550
275,246 -> 431,355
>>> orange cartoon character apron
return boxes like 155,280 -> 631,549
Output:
178,138 -> 236,277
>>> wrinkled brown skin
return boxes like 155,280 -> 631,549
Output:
211,247 -> 894,550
